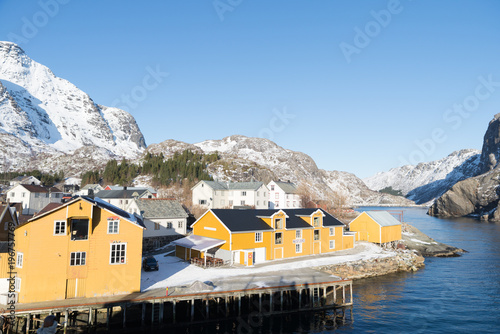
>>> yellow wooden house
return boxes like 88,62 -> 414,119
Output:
174,208 -> 355,266
13,196 -> 145,304
348,211 -> 402,244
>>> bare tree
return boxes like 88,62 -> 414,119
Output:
296,182 -> 313,208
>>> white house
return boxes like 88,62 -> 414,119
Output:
127,198 -> 189,251
77,183 -> 104,197
192,181 -> 269,209
95,188 -> 154,210
267,180 -> 302,209
9,175 -> 41,187
7,184 -> 63,215
105,185 -> 158,198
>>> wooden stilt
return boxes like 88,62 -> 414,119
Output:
280,291 -> 283,311
172,300 -> 176,324
238,296 -> 241,316
159,301 -> 164,324
141,303 -> 146,327
205,299 -> 209,319
258,293 -> 262,313
64,310 -> 69,334
106,307 -> 110,331
191,299 -> 195,322
122,304 -> 127,328
270,292 -> 273,313
299,289 -> 302,309
25,314 -> 30,334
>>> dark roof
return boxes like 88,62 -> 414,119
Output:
95,189 -> 150,199
273,181 -> 298,194
35,202 -> 64,216
207,208 -> 344,232
135,199 -> 188,219
19,184 -> 62,193
198,181 -> 265,191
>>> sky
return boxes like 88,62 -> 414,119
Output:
1,0 -> 500,178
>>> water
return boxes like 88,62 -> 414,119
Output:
151,207 -> 500,333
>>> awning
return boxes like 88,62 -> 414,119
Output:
172,235 -> 226,253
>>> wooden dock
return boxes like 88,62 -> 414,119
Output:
1,278 -> 353,333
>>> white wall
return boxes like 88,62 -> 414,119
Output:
143,218 -> 187,237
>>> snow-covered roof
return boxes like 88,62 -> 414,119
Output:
365,211 -> 402,227
135,199 -> 188,219
172,235 -> 226,252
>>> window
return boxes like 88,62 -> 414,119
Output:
178,221 -> 183,229
199,199 -> 207,205
271,185 -> 274,191
16,252 -> 23,268
35,192 -> 40,198
330,228 -> 335,236
255,232 -> 263,243
110,243 -> 126,264
296,229 -> 302,239
221,199 -> 225,205
241,191 -> 247,196
286,194 -> 289,199
10,192 -> 14,197
45,193 -> 49,198
15,277 -> 21,292
167,222 -> 173,229
275,201 -> 279,208
293,201 -> 296,207
125,199 -> 128,204
330,240 -> 335,249
295,243 -> 302,253
241,200 -> 245,206
22,192 -> 26,198
70,252 -> 86,266
71,219 -> 89,240
256,201 -> 260,206
108,220 -> 119,234
314,230 -> 320,241
275,218 -> 283,229
229,200 -> 233,206
287,201 -> 290,207
119,199 -> 123,204
154,222 -> 160,230
313,217 -> 320,227
275,193 -> 279,199
275,232 -> 282,245
264,201 -> 266,206
54,221 -> 66,235
55,193 -> 61,198
264,192 -> 266,197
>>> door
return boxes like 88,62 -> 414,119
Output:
254,247 -> 266,264
65,278 -> 86,299
274,248 -> 283,259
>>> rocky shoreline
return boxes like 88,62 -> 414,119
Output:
315,222 -> 465,280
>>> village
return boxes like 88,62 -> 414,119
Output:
0,176 -> 410,332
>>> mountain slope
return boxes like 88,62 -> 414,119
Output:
0,41 -> 146,167
144,135 -> 414,206
363,149 -> 481,204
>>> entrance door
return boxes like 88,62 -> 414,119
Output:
274,248 -> 283,259
66,278 -> 86,299
254,247 -> 266,264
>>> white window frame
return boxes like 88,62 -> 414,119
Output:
54,220 -> 66,235
167,222 -> 173,229
241,191 -> 247,196
70,251 -> 86,266
296,229 -> 302,239
314,229 -> 320,241
199,199 -> 207,205
178,221 -> 183,229
110,243 -> 127,264
313,217 -> 320,227
330,240 -> 335,249
295,243 -> 302,253
16,252 -> 23,268
255,232 -> 263,243
241,200 -> 245,206
107,220 -> 119,234
330,227 -> 335,236
154,222 -> 160,230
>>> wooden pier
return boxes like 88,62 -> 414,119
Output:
2,279 -> 353,333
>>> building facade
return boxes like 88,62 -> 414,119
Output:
267,181 -> 301,209
7,184 -> 63,215
191,181 -> 269,209
13,196 -> 145,303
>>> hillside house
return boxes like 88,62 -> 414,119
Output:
127,198 -> 189,251
7,184 -> 63,215
191,181 -> 269,209
78,184 -> 104,197
105,185 -> 157,198
173,208 -> 355,266
12,196 -> 145,303
267,180 -> 301,209
349,211 -> 402,244
95,188 -> 154,210
9,175 -> 41,187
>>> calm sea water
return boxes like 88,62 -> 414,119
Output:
153,207 -> 500,333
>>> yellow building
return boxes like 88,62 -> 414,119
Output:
13,196 -> 145,304
348,211 -> 402,244
174,209 -> 355,266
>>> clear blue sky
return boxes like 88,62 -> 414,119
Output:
1,0 -> 500,178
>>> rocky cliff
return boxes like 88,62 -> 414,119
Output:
429,114 -> 500,220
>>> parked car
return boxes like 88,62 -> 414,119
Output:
142,256 -> 159,271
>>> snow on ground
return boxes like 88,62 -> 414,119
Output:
410,238 -> 437,245
141,242 -> 394,291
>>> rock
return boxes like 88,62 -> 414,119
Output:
401,223 -> 466,257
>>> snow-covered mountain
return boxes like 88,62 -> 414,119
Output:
145,135 -> 414,206
0,41 -> 145,170
363,149 -> 481,204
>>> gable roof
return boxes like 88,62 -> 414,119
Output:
24,196 -> 145,228
272,181 -> 298,194
197,181 -> 265,191
95,189 -> 151,199
365,211 -> 402,227
106,186 -> 157,193
35,202 -> 64,216
134,199 -> 188,219
81,184 -> 103,191
202,208 -> 344,233
16,184 -> 62,193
